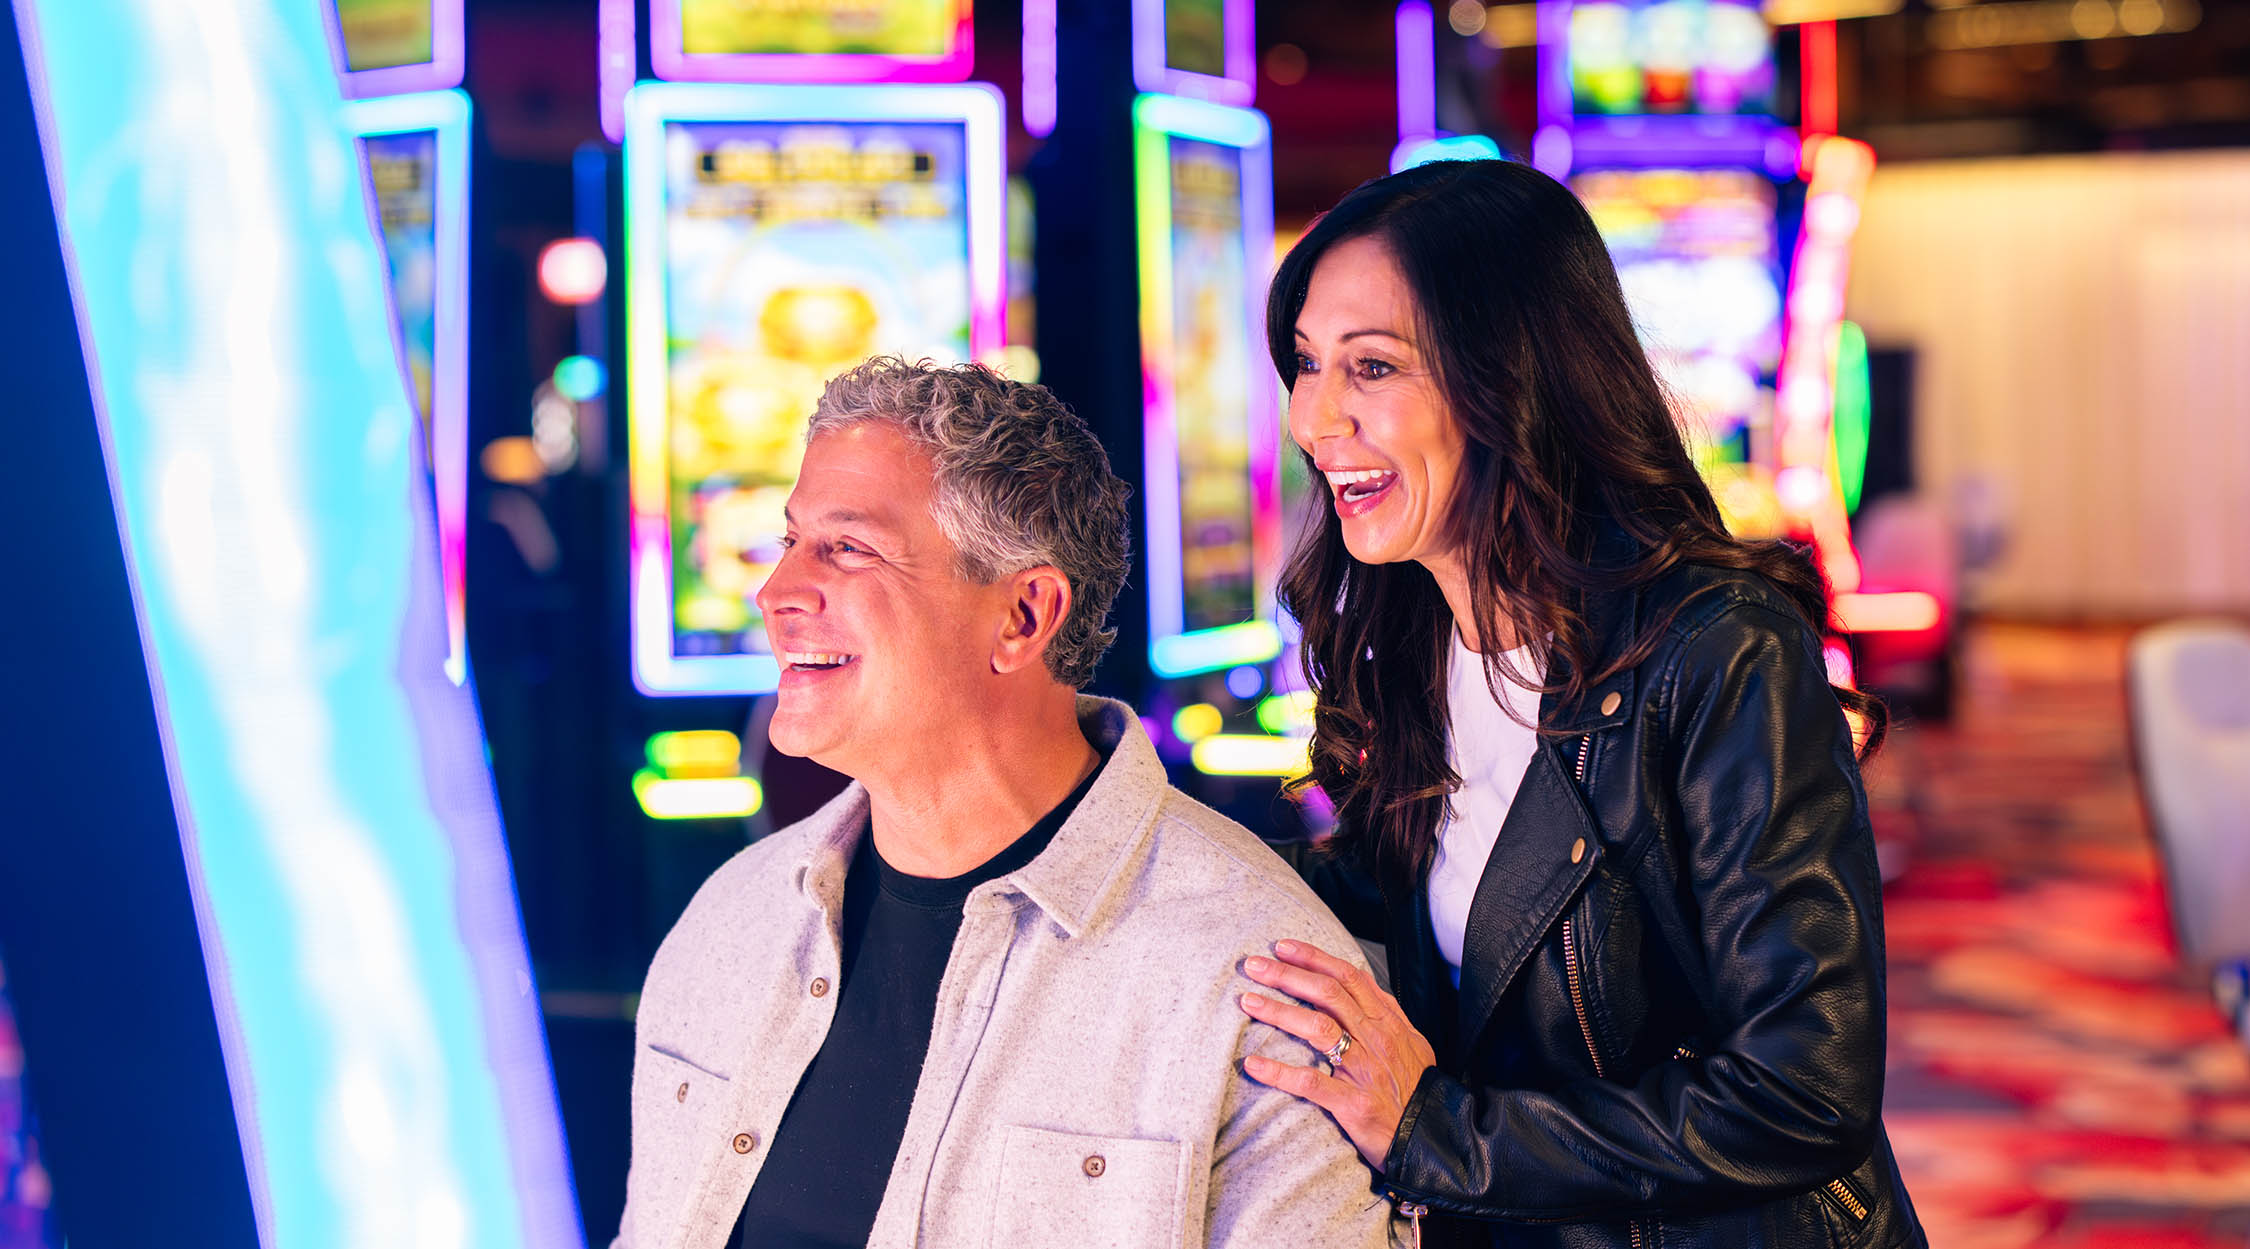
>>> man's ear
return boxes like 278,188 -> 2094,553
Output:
991,565 -> 1073,677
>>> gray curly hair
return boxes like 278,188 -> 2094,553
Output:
807,356 -> 1133,689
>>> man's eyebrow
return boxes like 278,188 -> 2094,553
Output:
782,505 -> 900,532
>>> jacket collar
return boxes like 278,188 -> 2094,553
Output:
1538,518 -> 1648,733
787,696 -> 1166,941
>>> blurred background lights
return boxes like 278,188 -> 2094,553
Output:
1262,42 -> 1308,86
1225,664 -> 1265,699
1448,0 -> 1489,37
1172,702 -> 1225,744
536,237 -> 607,305
553,354 -> 606,401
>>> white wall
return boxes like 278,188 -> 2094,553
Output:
1847,150 -> 2250,616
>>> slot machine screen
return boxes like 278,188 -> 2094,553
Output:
1132,0 -> 1252,104
1133,94 -> 1278,677
1575,166 -> 1783,530
650,0 -> 974,82
361,129 -> 440,479
1168,138 -> 1255,633
348,90 -> 471,683
627,84 -> 1003,695
1568,0 -> 1773,117
328,0 -> 461,95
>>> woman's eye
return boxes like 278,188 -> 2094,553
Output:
1295,353 -> 1318,374
1357,358 -> 1395,379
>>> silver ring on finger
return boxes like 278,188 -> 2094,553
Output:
1323,1030 -> 1353,1066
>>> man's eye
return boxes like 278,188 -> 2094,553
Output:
778,534 -> 797,550
835,540 -> 870,557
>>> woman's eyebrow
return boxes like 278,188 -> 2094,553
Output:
1296,326 -> 1416,346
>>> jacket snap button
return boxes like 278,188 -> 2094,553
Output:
1082,1155 -> 1106,1178
1599,691 -> 1621,716
676,1082 -> 688,1103
733,1132 -> 757,1154
1570,838 -> 1587,865
810,977 -> 829,998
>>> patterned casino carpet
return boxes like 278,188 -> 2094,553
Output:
1870,624 -> 2250,1248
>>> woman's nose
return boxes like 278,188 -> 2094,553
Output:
1288,366 -> 1351,450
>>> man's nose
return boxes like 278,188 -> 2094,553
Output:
754,541 -> 819,623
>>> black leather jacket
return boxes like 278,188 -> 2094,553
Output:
1294,561 -> 1926,1249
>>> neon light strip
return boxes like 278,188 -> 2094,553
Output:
20,0 -> 578,1243
1833,590 -> 1940,634
624,82 -> 1006,696
1536,0 -> 1573,133
1774,135 -> 1874,593
632,770 -> 764,820
1566,114 -> 1799,173
346,89 -> 473,686
1800,19 -> 1839,138
1132,0 -> 1257,105
1392,132 -> 1503,172
1191,732 -> 1311,779
598,0 -> 635,144
331,0 -> 465,99
1023,0 -> 1058,137
1395,1 -> 1436,144
1132,94 -> 1282,677
648,0 -> 974,84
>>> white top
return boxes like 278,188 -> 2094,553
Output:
1428,627 -> 1546,983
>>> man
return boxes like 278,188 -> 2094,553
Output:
613,357 -> 1392,1249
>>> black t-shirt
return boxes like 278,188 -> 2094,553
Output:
733,764 -> 1101,1249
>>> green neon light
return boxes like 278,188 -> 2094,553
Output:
1833,321 -> 1872,516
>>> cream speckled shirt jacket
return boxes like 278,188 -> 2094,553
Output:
611,697 -> 1395,1249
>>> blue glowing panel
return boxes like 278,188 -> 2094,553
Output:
17,2 -> 580,1247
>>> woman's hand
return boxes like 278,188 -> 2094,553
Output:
1239,939 -> 1437,1170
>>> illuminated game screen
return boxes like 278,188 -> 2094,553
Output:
360,129 -> 439,481
333,0 -> 432,70
1132,94 -> 1278,678
681,0 -> 960,56
1576,166 -> 1783,531
628,84 -> 1004,695
1168,137 -> 1256,632
1569,0 -> 1773,117
1164,0 -> 1227,79
652,0 -> 974,82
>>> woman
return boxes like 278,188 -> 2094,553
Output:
1235,159 -> 1925,1249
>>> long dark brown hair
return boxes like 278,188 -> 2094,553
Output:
1270,159 -> 1885,883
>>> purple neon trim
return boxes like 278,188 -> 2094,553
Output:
599,0 -> 634,144
1024,0 -> 1058,137
1131,0 -> 1256,105
1395,1 -> 1435,143
1537,0 -> 1572,133
334,0 -> 465,99
1565,114 -> 1796,169
648,0 -> 975,84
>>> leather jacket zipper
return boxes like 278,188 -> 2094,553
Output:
1574,734 -> 1591,783
1398,1201 -> 1428,1248
1821,1173 -> 1871,1223
1562,916 -> 1607,1080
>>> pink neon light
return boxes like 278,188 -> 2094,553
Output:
1024,0 -> 1059,137
1536,0 -> 1573,133
1774,135 -> 1875,593
1833,591 -> 1940,635
1395,1 -> 1436,143
1132,0 -> 1256,106
599,0 -> 634,144
648,1 -> 975,84
332,0 -> 465,99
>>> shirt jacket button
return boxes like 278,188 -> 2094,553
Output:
810,977 -> 830,998
1082,1155 -> 1106,1178
733,1132 -> 757,1154
676,1082 -> 689,1103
